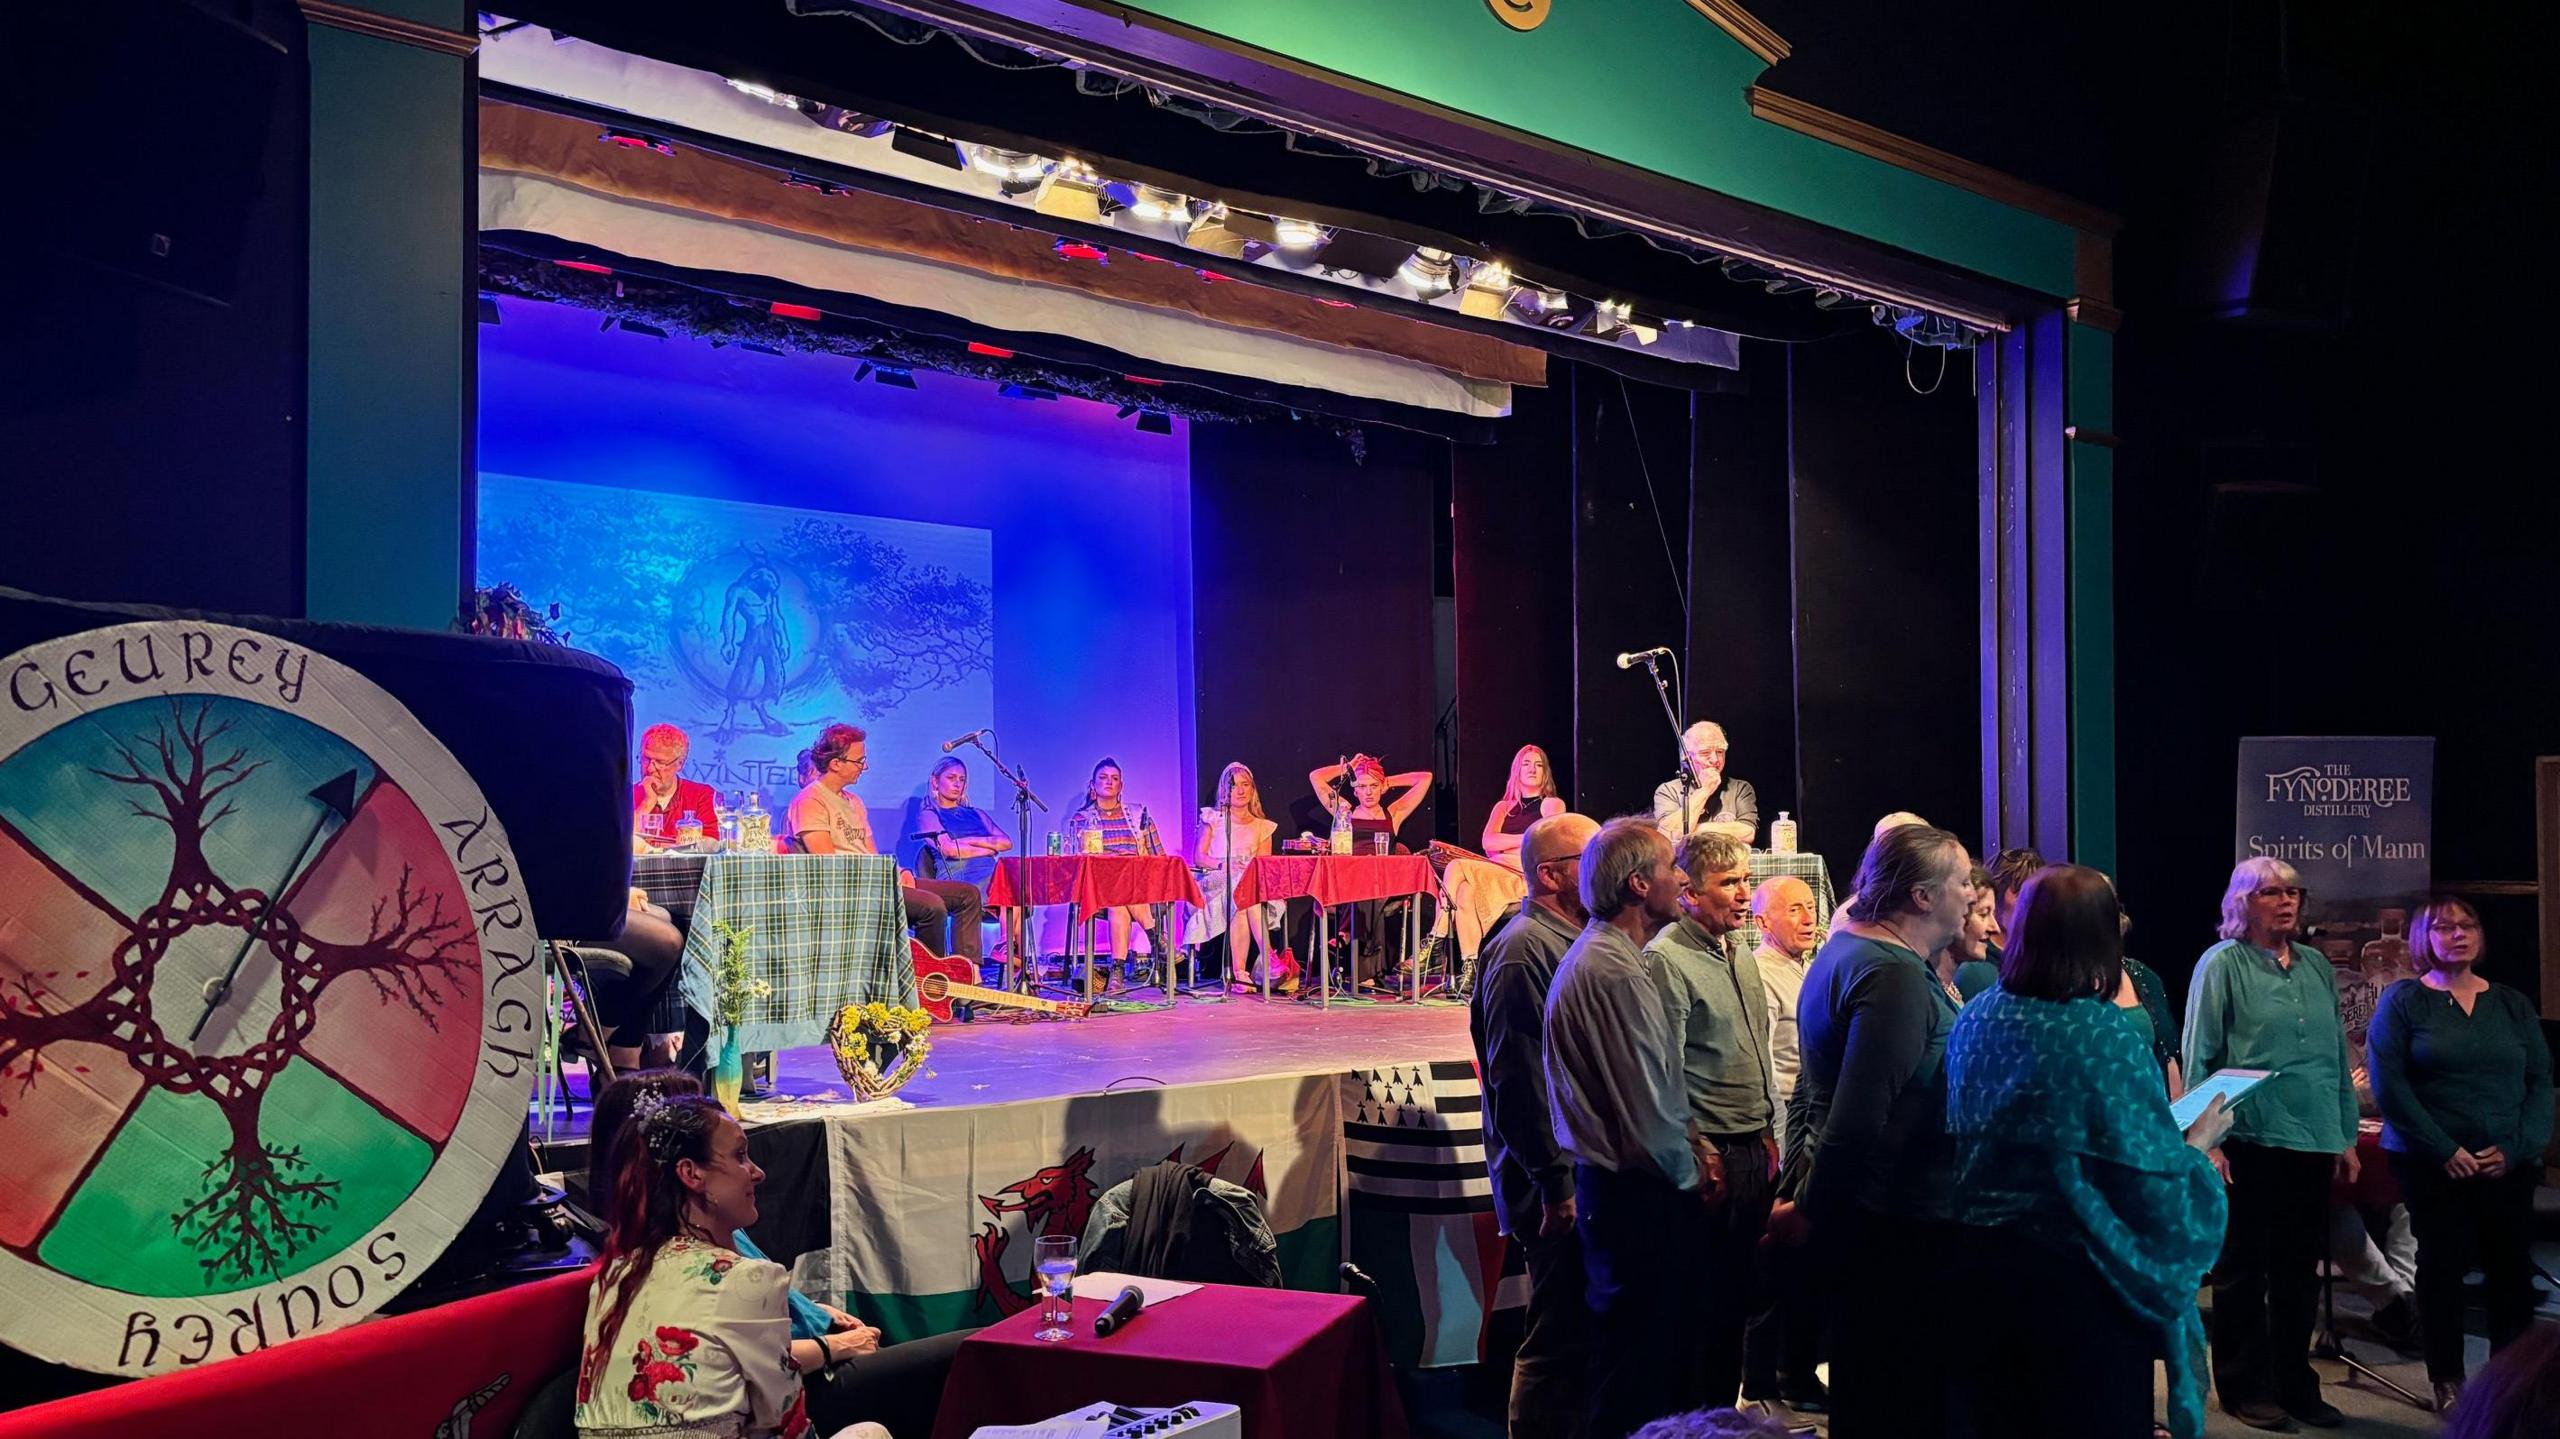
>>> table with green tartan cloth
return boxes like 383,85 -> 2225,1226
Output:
675,852 -> 916,1054
1731,849 -> 1837,954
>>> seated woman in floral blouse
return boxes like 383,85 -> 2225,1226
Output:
575,1090 -> 886,1439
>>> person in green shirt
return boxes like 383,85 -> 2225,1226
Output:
2182,857 -> 2360,1432
2368,896 -> 2555,1412
1645,829 -> 1777,1411
1948,864 -> 2233,1439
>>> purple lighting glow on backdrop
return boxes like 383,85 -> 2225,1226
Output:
477,296 -> 1196,876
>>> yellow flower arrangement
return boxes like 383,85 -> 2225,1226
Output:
826,1001 -> 933,1101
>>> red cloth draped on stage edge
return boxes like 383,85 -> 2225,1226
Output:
928,1285 -> 1410,1439
986,855 -> 1205,916
0,1268 -> 593,1439
1233,853 -> 1439,909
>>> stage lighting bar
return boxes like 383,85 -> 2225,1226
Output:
965,145 -> 1054,197
1457,259 -> 1514,319
1397,247 -> 1457,298
1129,185 -> 1189,223
1271,218 -> 1330,253
1034,158 -> 1110,224
1185,203 -> 1278,258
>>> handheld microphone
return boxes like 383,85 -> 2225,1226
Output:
1614,646 -> 1672,670
1094,1284 -> 1145,1336
940,728 -> 989,753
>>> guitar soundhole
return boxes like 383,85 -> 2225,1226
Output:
921,975 -> 949,1001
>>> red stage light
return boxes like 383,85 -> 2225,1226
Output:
1123,375 -> 1164,386
554,261 -> 614,275
1053,240 -> 1109,263
967,342 -> 1015,358
769,302 -> 823,321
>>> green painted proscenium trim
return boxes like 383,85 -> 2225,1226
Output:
1035,0 -> 2079,296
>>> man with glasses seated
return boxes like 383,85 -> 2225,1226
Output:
2183,857 -> 2362,1432
786,722 -> 985,965
633,722 -> 724,850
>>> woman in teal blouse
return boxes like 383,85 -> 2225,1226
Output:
1947,865 -> 2233,1439
2369,897 -> 2555,1411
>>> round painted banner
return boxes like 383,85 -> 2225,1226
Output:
0,622 -> 541,1375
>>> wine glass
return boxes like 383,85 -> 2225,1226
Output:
1033,1234 -> 1075,1342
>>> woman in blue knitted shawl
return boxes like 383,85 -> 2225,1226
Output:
1945,865 -> 2234,1439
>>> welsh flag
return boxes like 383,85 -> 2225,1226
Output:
801,1072 -> 1341,1341
1342,1061 -> 1526,1368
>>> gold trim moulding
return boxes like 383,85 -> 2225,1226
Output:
299,0 -> 480,56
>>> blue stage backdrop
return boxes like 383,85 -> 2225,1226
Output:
476,296 -> 1195,879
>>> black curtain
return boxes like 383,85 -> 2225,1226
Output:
1189,424 -> 1440,843
1689,348 -> 1801,832
1788,333 -> 1982,879
1571,370 -> 1694,819
1451,378 -> 1574,840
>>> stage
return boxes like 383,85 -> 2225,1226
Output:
535,993 -> 1501,1365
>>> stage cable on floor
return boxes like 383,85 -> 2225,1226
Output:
1102,1076 -> 1168,1093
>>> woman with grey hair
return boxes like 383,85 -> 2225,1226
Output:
1763,822 -> 1975,1439
2182,855 -> 2360,1431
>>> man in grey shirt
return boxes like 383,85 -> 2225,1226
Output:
1543,816 -> 1702,1439
1646,830 -> 1776,1411
1648,720 -> 1758,843
1468,812 -> 1600,1439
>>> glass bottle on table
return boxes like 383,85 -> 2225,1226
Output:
676,811 -> 705,848
1770,812 -> 1798,856
740,791 -> 772,854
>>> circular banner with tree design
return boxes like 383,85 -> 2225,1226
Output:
0,622 -> 541,1375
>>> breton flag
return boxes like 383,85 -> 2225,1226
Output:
1341,1060 -> 1527,1368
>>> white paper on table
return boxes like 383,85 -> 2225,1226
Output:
1069,1271 -> 1203,1306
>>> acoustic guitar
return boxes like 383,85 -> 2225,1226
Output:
910,940 -> 1091,1023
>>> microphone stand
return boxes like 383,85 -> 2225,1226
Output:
1636,654 -> 1691,836
968,734 -> 1046,995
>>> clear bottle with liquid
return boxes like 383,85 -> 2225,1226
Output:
1769,812 -> 1798,856
739,791 -> 772,854
676,811 -> 705,848
1330,807 -> 1353,856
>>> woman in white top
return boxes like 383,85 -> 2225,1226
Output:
573,1092 -> 885,1439
1184,762 -> 1281,992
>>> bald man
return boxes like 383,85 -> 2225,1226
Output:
1469,811 -> 1600,1438
1745,872 -> 1829,1413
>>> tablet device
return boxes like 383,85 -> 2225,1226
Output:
2171,1068 -> 2275,1129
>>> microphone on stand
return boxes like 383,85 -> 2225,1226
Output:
940,728 -> 990,753
1614,646 -> 1672,670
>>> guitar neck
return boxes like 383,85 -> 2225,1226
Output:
944,979 -> 1084,1016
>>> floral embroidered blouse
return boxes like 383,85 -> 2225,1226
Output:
575,1237 -> 809,1439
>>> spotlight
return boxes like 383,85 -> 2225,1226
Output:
1130,186 -> 1189,223
725,78 -> 805,110
872,364 -> 918,389
1033,158 -> 1109,224
1458,259 -> 1514,319
811,105 -> 895,139
966,145 -> 1054,197
1185,203 -> 1276,258
1587,299 -> 1660,346
890,127 -> 966,170
1396,247 -> 1457,297
1135,411 -> 1173,435
1271,217 -> 1330,252
1508,285 -> 1573,326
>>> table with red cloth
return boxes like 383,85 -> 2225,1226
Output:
1234,853 -> 1440,1005
987,855 -> 1206,1001
928,1284 -> 1410,1439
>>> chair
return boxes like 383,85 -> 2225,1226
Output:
545,942 -> 626,1119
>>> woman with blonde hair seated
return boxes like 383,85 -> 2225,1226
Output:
1184,762 -> 1282,993
1436,744 -> 1564,988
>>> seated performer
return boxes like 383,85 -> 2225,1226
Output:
1062,757 -> 1165,990
911,756 -> 1013,961
1185,762 -> 1281,992
1650,721 -> 1757,844
785,723 -> 985,965
1439,744 -> 1564,987
1307,753 -> 1433,987
633,722 -> 724,849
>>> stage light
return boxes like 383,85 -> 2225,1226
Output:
997,383 -> 1058,401
812,105 -> 896,139
1034,158 -> 1109,224
1135,411 -> 1174,435
1587,299 -> 1631,340
1272,217 -> 1330,253
1052,238 -> 1109,263
725,78 -> 805,110
1397,247 -> 1457,297
1185,203 -> 1278,258
769,302 -> 823,321
1129,185 -> 1189,223
1458,259 -> 1514,319
612,319 -> 670,339
872,364 -> 918,389
965,145 -> 1053,197
1509,285 -> 1573,326
967,342 -> 1015,358
890,127 -> 966,170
